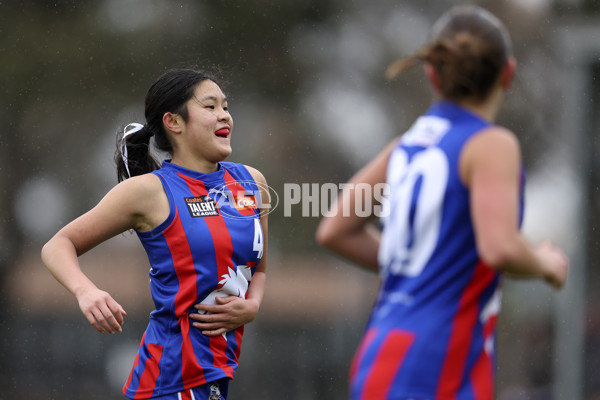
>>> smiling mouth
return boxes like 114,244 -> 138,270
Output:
215,128 -> 230,138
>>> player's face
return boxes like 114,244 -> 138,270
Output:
182,80 -> 233,162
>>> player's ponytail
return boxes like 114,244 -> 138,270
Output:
115,123 -> 161,182
386,5 -> 512,102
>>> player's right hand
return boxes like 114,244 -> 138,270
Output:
536,240 -> 569,289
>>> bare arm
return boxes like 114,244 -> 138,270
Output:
461,127 -> 568,288
41,174 -> 168,333
191,166 -> 268,336
316,138 -> 400,272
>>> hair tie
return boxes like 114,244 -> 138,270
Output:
120,123 -> 145,178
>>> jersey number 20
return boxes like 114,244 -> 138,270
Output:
379,147 -> 449,277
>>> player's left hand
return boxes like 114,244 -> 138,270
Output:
190,296 -> 259,336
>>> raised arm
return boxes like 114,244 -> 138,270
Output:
41,174 -> 168,333
461,126 -> 568,288
316,138 -> 400,272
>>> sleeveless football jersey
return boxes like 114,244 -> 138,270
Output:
350,101 -> 524,400
123,161 -> 264,399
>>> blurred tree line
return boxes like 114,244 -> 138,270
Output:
1,0 -> 598,399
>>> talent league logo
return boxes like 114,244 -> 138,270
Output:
184,195 -> 220,217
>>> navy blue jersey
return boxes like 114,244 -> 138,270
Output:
123,161 -> 263,399
351,101 -> 525,400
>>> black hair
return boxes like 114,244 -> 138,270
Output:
115,68 -> 220,182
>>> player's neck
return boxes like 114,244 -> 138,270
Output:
458,88 -> 504,123
171,154 -> 220,174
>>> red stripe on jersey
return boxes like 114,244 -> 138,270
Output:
436,262 -> 497,398
180,315 -> 206,386
223,170 -> 258,217
134,342 -> 164,399
483,314 -> 497,338
165,208 -> 198,317
164,186 -> 207,386
245,261 -> 257,275
179,174 -> 233,289
350,327 -> 378,383
179,173 -> 236,373
179,388 -> 193,400
470,313 -> 498,399
470,346 -> 494,399
123,333 -> 144,395
209,335 -> 234,377
359,329 -> 415,400
234,325 -> 244,361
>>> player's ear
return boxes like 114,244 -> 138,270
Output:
500,56 -> 516,90
163,112 -> 183,134
424,63 -> 442,94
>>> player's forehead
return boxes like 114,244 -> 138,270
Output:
193,80 -> 227,103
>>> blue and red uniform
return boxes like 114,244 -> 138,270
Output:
351,101 -> 524,400
123,161 -> 264,399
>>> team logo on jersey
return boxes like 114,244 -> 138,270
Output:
208,185 -> 259,216
184,196 -> 220,217
208,383 -> 222,400
233,193 -> 258,212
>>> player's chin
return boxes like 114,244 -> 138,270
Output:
217,147 -> 232,161
215,144 -> 232,160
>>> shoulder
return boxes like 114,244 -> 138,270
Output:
222,161 -> 268,186
114,173 -> 164,197
109,173 -> 169,231
243,164 -> 267,186
102,173 -> 165,215
465,125 -> 520,155
461,125 -> 521,168
81,173 -> 167,235
460,126 -> 521,185
241,165 -> 270,210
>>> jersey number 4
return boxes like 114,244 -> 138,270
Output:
253,218 -> 264,259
